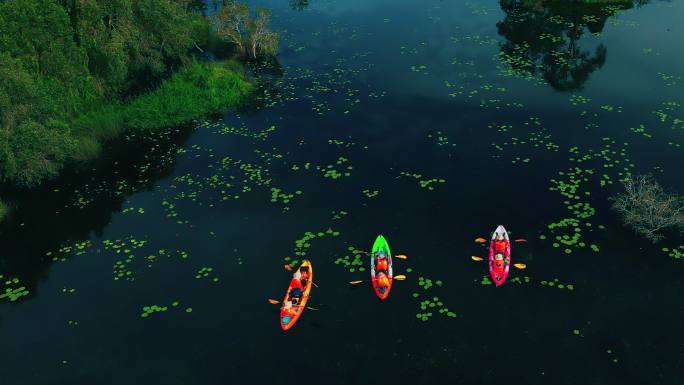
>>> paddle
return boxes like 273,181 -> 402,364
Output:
471,256 -> 484,261
283,264 -> 293,271
354,250 -> 407,260
513,263 -> 527,269
474,237 -> 487,244
268,298 -> 318,310
514,239 -> 528,243
349,274 -> 407,284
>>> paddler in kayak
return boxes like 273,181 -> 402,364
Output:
289,271 -> 304,305
375,252 -> 389,274
282,300 -> 297,317
300,266 -> 310,288
491,252 -> 508,281
493,232 -> 507,254
374,252 -> 391,293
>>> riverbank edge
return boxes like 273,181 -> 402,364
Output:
0,59 -> 252,224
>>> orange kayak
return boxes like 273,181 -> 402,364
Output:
280,260 -> 313,331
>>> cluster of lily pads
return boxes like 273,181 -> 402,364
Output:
427,131 -> 456,147
509,276 -> 531,284
46,239 -> 92,262
662,246 -> 684,260
334,246 -> 366,273
285,229 -> 340,268
140,301 -> 192,318
540,278 -> 575,290
362,189 -> 379,198
398,172 -> 446,191
415,296 -> 457,321
195,267 -> 219,282
202,120 -> 277,141
0,275 -> 30,302
291,157 -> 353,180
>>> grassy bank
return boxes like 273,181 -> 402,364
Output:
70,60 -> 252,160
0,199 -> 8,222
0,59 -> 251,222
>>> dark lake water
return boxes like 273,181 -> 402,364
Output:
1,0 -> 683,384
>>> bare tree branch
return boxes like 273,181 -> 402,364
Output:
611,175 -> 684,243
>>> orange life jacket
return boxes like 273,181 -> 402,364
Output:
494,240 -> 507,253
376,272 -> 390,287
493,259 -> 505,272
376,258 -> 389,272
283,306 -> 298,317
289,278 -> 303,290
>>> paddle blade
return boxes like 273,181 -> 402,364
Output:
471,256 -> 484,261
349,280 -> 364,285
268,299 -> 280,304
513,263 -> 527,269
283,264 -> 293,271
395,254 -> 407,260
394,275 -> 407,280
475,237 -> 487,244
514,239 -> 528,243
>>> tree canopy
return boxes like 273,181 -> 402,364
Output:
0,0 -> 209,187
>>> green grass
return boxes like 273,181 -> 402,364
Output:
0,200 -> 9,222
73,59 -> 251,146
0,59 -> 251,223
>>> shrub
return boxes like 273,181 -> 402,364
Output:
611,175 -> 684,242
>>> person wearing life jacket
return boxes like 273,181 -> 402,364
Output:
493,232 -> 508,254
289,271 -> 303,304
300,266 -> 310,288
282,300 -> 297,319
375,271 -> 390,292
492,252 -> 506,281
375,251 -> 389,275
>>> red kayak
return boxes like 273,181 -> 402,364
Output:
488,225 -> 511,287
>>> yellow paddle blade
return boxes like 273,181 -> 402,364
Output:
395,254 -> 407,260
471,256 -> 484,261
283,264 -> 293,271
475,237 -> 487,244
349,280 -> 363,285
513,263 -> 527,269
394,275 -> 407,280
268,299 -> 280,304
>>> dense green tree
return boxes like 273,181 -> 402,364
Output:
0,0 -> 241,190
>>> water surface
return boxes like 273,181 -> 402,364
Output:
1,1 -> 683,384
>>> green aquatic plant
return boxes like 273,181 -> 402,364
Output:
510,276 -> 531,284
141,305 -> 168,318
195,267 -> 219,283
287,229 -> 340,268
398,172 -> 446,191
661,246 -> 684,260
0,276 -> 30,302
416,296 -> 457,321
362,189 -> 379,198
334,247 -> 365,273
0,199 -> 10,222
540,278 -> 575,291
331,210 -> 348,220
